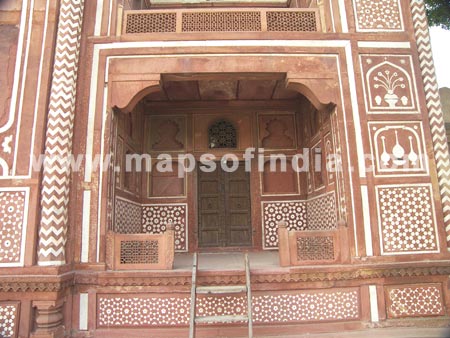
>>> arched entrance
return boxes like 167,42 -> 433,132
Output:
107,70 -> 347,257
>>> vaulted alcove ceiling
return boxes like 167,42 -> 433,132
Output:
143,73 -> 304,103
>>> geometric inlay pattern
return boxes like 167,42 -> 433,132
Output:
353,0 -> 403,31
0,302 -> 19,338
114,197 -> 142,234
197,295 -> 247,319
376,185 -> 439,254
331,113 -> 348,222
0,190 -> 26,265
97,289 -> 360,326
38,0 -> 85,265
262,201 -> 306,249
252,289 -> 360,323
306,192 -> 337,230
98,296 -> 190,326
386,284 -> 444,318
142,204 -> 187,251
120,240 -> 158,265
297,236 -> 334,261
411,0 -> 450,249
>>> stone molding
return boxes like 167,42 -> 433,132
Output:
3,263 -> 448,292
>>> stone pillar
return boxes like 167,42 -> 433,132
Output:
31,300 -> 65,338
163,222 -> 175,269
337,219 -> 350,263
410,0 -> 450,249
316,0 -> 327,33
277,221 -> 291,267
37,0 -> 85,265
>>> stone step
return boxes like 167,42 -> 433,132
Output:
195,315 -> 249,324
196,285 -> 247,294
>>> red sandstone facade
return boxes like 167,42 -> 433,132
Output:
1,0 -> 450,336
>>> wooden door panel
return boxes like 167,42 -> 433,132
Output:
229,195 -> 250,207
198,213 -> 221,246
199,181 -> 219,194
199,230 -> 220,247
200,196 -> 220,210
223,162 -> 252,247
228,229 -> 251,247
228,181 -> 248,194
198,162 -> 252,248
198,167 -> 223,247
226,213 -> 251,246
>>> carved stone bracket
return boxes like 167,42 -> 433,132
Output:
286,74 -> 338,113
109,73 -> 161,113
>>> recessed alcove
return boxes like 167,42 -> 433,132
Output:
108,72 -> 343,267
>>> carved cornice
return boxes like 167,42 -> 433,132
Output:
76,274 -> 191,287
253,266 -> 450,284
0,274 -> 74,293
74,264 -> 450,288
1,264 -> 450,292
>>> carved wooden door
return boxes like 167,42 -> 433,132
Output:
198,162 -> 252,248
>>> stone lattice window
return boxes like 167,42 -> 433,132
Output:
120,240 -> 159,264
208,120 -> 237,148
296,236 -> 334,261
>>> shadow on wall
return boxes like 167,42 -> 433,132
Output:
0,0 -> 22,11
442,327 -> 450,338
441,87 -> 450,149
440,87 -> 450,124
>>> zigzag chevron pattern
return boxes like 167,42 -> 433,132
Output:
38,0 -> 85,265
411,0 -> 450,249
